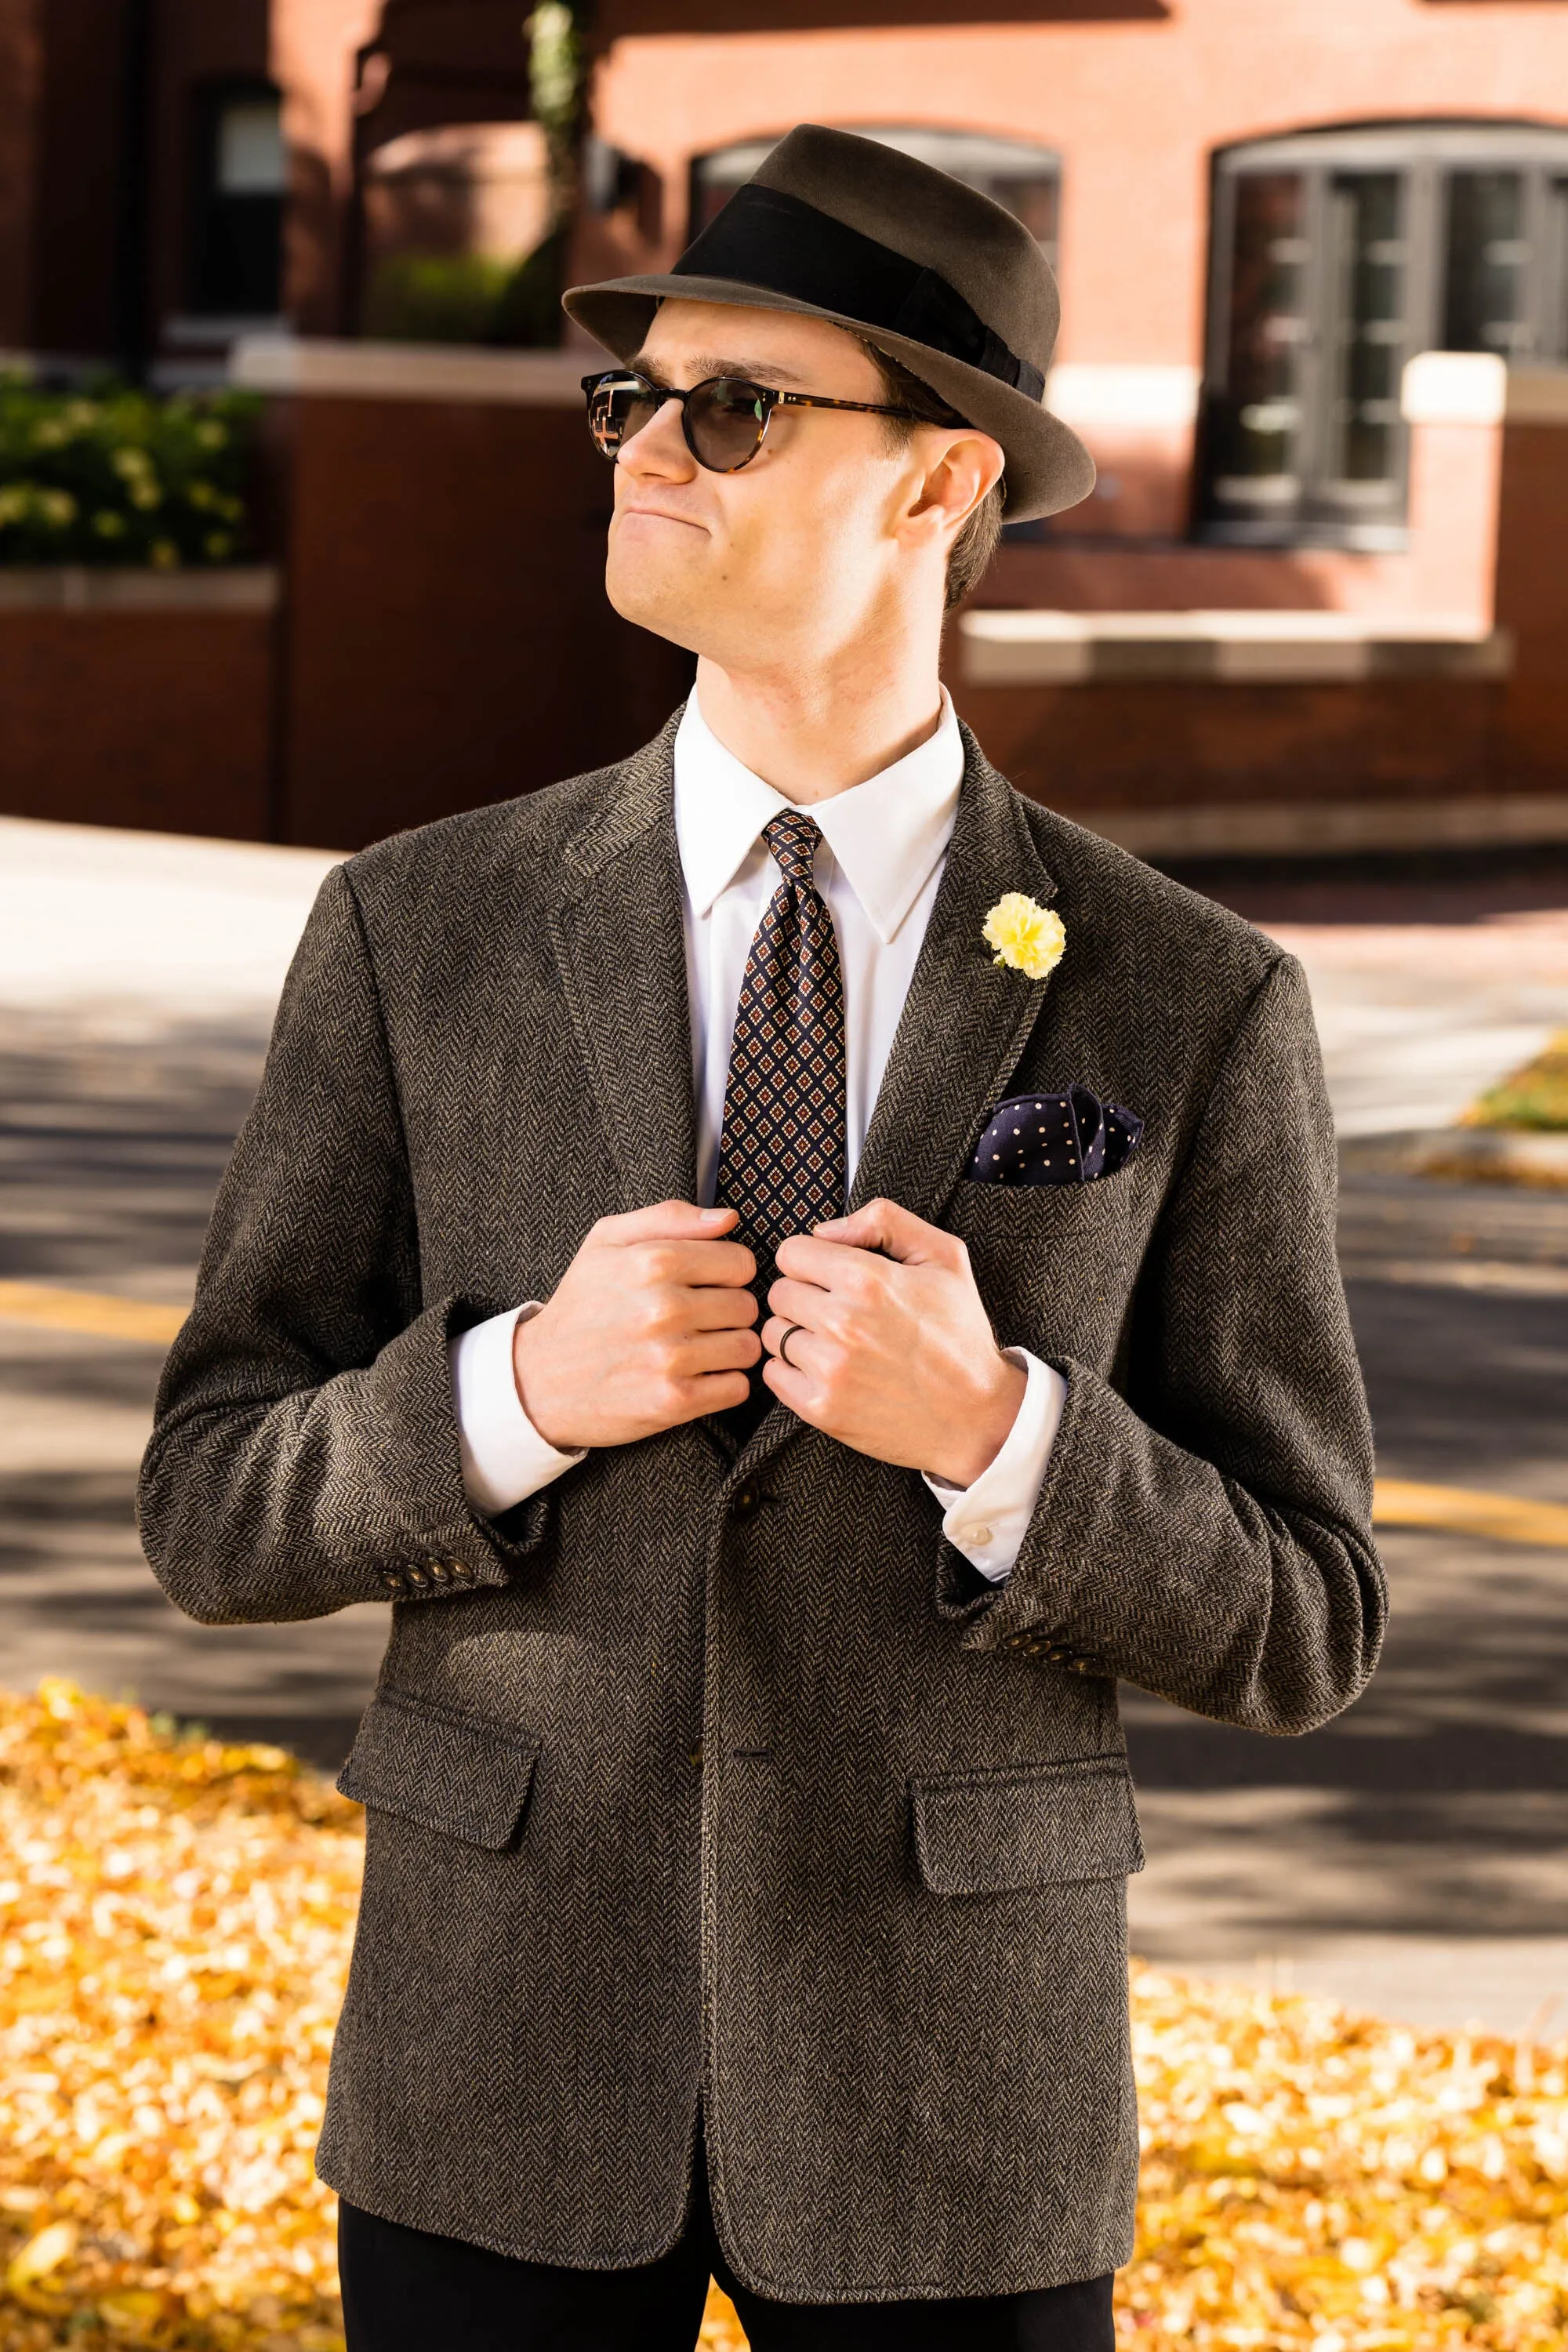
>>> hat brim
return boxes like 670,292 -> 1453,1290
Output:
562,274 -> 1095,524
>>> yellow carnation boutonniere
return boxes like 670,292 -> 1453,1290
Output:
982,892 -> 1066,982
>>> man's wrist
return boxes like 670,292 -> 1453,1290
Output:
510,1304 -> 577,1455
927,1351 -> 1029,1488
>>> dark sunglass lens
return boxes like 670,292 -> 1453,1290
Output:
588,376 -> 659,455
687,378 -> 769,470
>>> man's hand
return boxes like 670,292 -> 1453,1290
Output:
760,1198 -> 1026,1486
511,1201 -> 760,1450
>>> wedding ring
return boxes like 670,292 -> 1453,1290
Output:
779,1322 -> 804,1370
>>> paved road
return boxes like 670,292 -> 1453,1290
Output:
2,820 -> 1566,2038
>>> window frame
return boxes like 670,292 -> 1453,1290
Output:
186,77 -> 287,324
1200,119 -> 1568,551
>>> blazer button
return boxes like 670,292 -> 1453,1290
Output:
688,1742 -> 705,1769
732,1487 -> 760,1519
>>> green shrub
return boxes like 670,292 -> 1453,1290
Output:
1463,1031 -> 1568,1131
360,252 -> 516,344
0,379 -> 262,568
359,234 -> 568,347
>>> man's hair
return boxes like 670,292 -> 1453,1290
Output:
857,339 -> 1006,612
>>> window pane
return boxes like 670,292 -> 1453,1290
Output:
1327,172 -> 1406,491
191,85 -> 285,315
1547,179 -> 1568,360
1443,170 -> 1529,353
1213,172 -> 1308,501
986,172 -> 1058,259
218,100 -> 286,197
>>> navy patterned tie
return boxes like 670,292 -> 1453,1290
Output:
713,811 -> 847,1433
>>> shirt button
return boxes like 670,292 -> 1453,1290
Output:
962,1523 -> 993,1547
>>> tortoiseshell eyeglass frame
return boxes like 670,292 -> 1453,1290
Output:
583,368 -> 928,473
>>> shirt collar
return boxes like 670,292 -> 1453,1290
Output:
672,684 -> 964,946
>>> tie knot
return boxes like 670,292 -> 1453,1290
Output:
764,811 -> 822,888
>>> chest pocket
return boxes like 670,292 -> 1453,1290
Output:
946,1171 -> 1137,1363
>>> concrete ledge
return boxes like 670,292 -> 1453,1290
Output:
1044,364 -> 1201,429
1401,351 -> 1568,426
0,566 -> 278,612
230,335 -> 586,405
1062,793 -> 1568,861
960,608 -> 1514,686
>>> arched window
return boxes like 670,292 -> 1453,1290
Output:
188,81 -> 286,319
689,127 -> 1060,267
1202,122 -> 1568,548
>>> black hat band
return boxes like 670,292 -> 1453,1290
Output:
672,183 -> 1047,406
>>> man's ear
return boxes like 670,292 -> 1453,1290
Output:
907,428 -> 1005,546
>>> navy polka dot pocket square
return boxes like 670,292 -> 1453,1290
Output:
965,1086 -> 1144,1187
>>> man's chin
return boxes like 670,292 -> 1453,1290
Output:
604,556 -> 706,651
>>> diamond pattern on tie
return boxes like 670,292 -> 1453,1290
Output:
716,811 -> 848,1289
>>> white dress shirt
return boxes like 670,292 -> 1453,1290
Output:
452,686 -> 1066,1579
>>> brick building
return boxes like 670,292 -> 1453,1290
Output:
4,0 -> 1568,848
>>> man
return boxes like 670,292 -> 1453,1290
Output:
140,126 -> 1385,2350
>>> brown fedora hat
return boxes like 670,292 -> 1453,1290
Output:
562,123 -> 1094,523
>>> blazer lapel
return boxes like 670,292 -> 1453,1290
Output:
847,724 -> 1058,1228
546,713 -> 699,1213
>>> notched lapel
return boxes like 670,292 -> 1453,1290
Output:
545,715 -> 699,1214
849,726 -> 1058,1231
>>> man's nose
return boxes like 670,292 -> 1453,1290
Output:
617,394 -> 694,482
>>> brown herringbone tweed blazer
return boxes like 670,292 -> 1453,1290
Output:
138,713 -> 1385,2302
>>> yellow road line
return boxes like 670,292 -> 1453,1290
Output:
0,1282 -> 186,1345
2,1283 -> 1566,1548
1374,1478 -> 1568,1549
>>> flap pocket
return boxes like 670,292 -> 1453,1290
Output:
910,1756 -> 1144,1896
336,1686 -> 541,1850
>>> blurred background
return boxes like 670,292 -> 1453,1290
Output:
2,0 -> 1567,2047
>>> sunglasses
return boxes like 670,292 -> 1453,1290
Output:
582,368 -> 926,474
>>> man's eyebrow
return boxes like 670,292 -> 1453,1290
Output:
627,350 -> 816,390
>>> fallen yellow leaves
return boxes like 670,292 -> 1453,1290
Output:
2,1682 -> 1564,2350
2,1681 -> 356,2350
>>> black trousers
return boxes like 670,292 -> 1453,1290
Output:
339,2122 -> 1115,2352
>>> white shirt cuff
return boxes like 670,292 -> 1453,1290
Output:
921,1348 -> 1067,1583
452,1303 -> 587,1519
